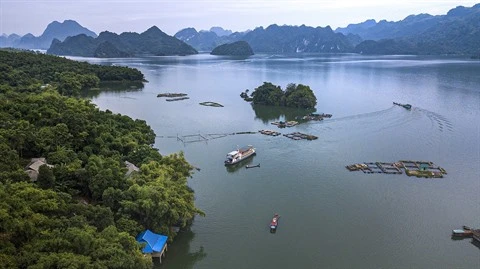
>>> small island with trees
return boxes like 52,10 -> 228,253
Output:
210,41 -> 254,56
244,82 -> 317,109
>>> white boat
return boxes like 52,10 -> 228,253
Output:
224,145 -> 256,165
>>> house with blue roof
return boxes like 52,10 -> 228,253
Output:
136,229 -> 168,263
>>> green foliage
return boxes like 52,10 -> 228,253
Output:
121,162 -> 204,237
0,50 -> 144,97
126,144 -> 163,166
252,82 -> 284,106
284,83 -> 317,108
37,165 -> 56,189
0,50 -> 202,268
251,82 -> 317,109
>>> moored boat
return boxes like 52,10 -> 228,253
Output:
270,213 -> 279,233
246,164 -> 260,169
224,145 -> 256,165
452,226 -> 474,237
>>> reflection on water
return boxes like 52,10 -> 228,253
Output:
471,239 -> 480,250
86,54 -> 480,269
225,155 -> 256,173
251,104 -> 316,123
82,81 -> 144,98
451,236 -> 469,241
157,229 -> 206,269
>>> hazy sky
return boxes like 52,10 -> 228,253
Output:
1,0 -> 478,36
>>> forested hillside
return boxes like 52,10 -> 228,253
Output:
342,4 -> 480,55
210,41 -> 254,56
0,50 -> 203,268
48,26 -> 198,57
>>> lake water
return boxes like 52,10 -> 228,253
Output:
80,54 -> 480,268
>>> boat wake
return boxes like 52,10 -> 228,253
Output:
308,105 -> 453,146
416,108 -> 454,133
323,106 -> 397,123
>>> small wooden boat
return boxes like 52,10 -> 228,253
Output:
270,214 -> 279,233
452,226 -> 474,237
393,102 -> 412,110
246,164 -> 260,169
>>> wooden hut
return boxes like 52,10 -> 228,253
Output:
24,158 -> 54,181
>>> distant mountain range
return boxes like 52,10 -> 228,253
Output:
174,28 -> 232,52
3,3 -> 480,56
243,24 -> 354,53
175,3 -> 479,56
0,20 -> 97,49
209,27 -> 232,37
48,26 -> 197,57
175,25 -> 353,53
337,3 -> 480,55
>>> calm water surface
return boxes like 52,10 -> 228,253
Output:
80,54 -> 480,268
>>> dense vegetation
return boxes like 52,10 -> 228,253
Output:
210,41 -> 254,56
48,26 -> 198,57
0,50 -> 144,96
251,82 -> 317,109
0,50 -> 203,268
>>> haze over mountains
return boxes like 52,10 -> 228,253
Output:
0,20 -> 96,49
337,3 -> 480,55
175,25 -> 354,54
2,3 -> 479,57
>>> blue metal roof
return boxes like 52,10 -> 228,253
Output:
136,229 -> 168,254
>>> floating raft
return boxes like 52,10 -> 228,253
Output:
271,121 -> 298,128
283,132 -> 318,141
295,113 -> 332,121
398,160 -> 446,178
199,101 -> 224,107
346,160 -> 446,178
157,92 -> 188,98
259,130 -> 281,136
166,97 -> 189,102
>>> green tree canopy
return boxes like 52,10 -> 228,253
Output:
251,82 -> 284,106
251,82 -> 317,109
0,50 -> 203,268
285,83 -> 317,108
